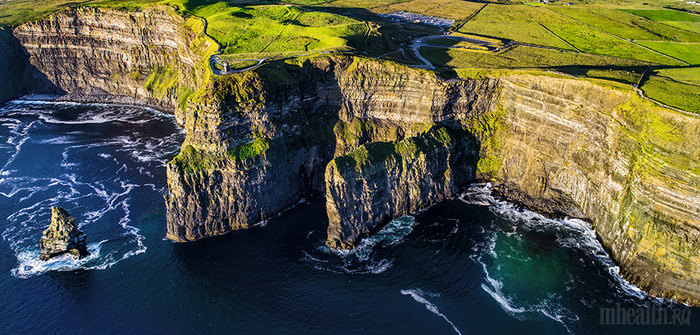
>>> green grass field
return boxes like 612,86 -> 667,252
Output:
621,9 -> 700,22
544,20 -> 682,65
458,4 -> 576,50
637,41 -> 700,65
661,21 -> 700,34
641,75 -> 700,113
550,7 -> 700,42
371,0 -> 483,20
421,45 -> 643,70
654,67 -> 700,86
458,4 -> 685,65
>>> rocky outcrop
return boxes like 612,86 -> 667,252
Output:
40,207 -> 88,261
325,127 -> 479,248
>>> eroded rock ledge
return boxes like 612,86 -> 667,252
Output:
9,7 -> 700,305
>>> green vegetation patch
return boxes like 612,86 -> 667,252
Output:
228,137 -> 270,161
550,7 -> 700,42
544,20 -> 681,65
144,66 -> 178,97
459,4 -> 686,64
191,3 -> 366,55
465,104 -> 506,177
621,9 -> 700,22
654,67 -> 700,86
458,4 -> 575,50
636,42 -> 700,65
372,0 -> 484,20
421,45 -> 642,69
334,126 -> 459,172
173,145 -> 213,172
641,75 -> 700,113
660,21 -> 700,34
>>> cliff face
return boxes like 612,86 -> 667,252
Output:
11,7 -> 700,305
12,6 -> 214,111
165,58 -> 497,241
488,75 -> 700,304
325,127 -> 479,248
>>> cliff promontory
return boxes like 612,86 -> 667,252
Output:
6,6 -> 700,305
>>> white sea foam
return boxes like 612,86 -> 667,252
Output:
460,183 -> 674,333
0,100 -> 182,278
305,216 -> 417,275
11,240 -> 107,277
475,234 -> 526,318
401,289 -> 462,335
8,98 -> 174,120
352,215 -> 418,262
461,183 -> 652,300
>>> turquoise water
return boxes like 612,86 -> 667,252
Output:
0,101 -> 696,334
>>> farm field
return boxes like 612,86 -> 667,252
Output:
457,4 -> 685,65
549,6 -> 700,42
189,4 -> 367,55
0,0 -> 698,112
620,9 -> 700,22
458,4 -> 577,50
654,67 -> 700,86
661,21 -> 700,34
640,74 -> 700,112
636,41 -> 700,65
420,45 -> 645,69
370,0 -> 484,20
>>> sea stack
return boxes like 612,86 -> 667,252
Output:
39,207 -> 89,261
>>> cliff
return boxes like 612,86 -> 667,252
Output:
487,75 -> 700,305
325,127 -> 479,248
164,57 -> 499,241
11,5 -> 216,113
8,7 -> 700,305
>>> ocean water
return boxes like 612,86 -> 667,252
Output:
0,101 -> 697,334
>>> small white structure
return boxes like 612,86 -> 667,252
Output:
379,12 -> 455,28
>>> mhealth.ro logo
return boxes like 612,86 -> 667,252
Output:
600,303 -> 692,326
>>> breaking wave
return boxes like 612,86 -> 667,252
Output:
460,183 -> 671,333
303,215 -> 418,274
0,99 -> 183,277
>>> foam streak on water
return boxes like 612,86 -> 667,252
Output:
459,183 -> 675,333
304,216 -> 418,274
0,99 -> 183,278
401,288 -> 462,335
460,183 -> 650,300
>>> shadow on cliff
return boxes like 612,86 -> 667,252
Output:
0,26 -> 64,103
419,44 -> 690,86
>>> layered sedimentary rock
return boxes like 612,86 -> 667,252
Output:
11,7 -> 700,305
487,75 -> 700,305
165,58 -> 497,241
325,127 -> 479,248
40,207 -> 88,261
12,6 -> 213,111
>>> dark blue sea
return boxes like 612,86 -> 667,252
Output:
0,100 -> 697,334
